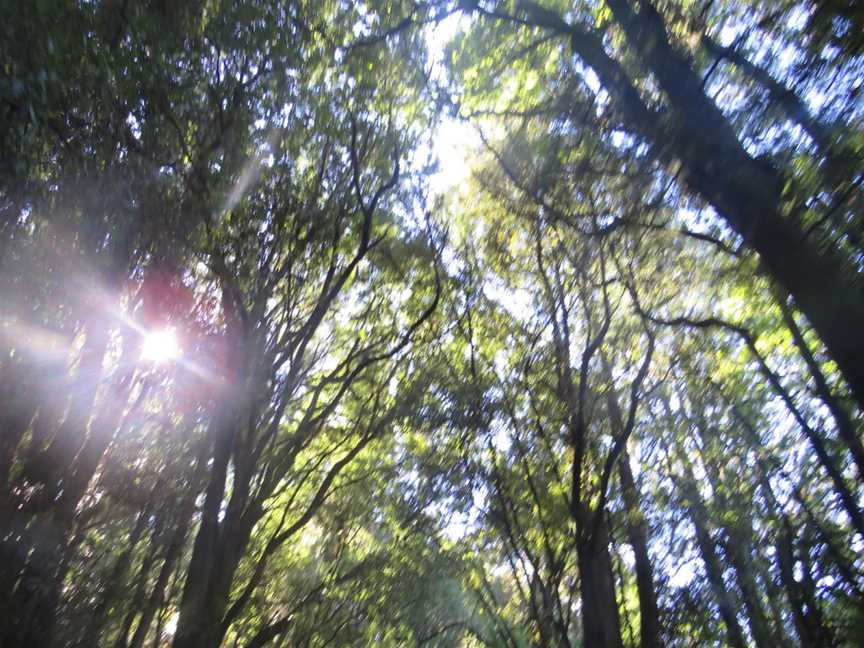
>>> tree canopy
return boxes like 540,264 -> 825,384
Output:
1,1 -> 862,647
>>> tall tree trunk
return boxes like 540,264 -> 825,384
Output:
576,514 -> 625,648
124,435 -> 215,648
756,553 -> 795,647
721,528 -> 779,648
602,370 -> 663,648
172,404 -> 242,648
6,327 -> 136,648
675,470 -> 748,648
39,311 -> 110,485
0,360 -> 39,635
617,451 -> 663,648
776,293 -> 864,479
729,399 -> 864,596
700,31 -> 864,248
699,35 -> 841,164
172,282 -> 250,648
117,520 -> 165,648
775,522 -> 837,648
0,359 -> 37,490
693,422 -> 778,648
590,0 -> 864,408
78,491 -> 154,647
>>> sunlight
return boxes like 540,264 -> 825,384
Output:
140,327 -> 180,364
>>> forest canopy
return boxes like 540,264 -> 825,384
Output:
1,1 -> 863,647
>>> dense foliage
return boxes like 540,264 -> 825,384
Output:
1,1 -> 862,647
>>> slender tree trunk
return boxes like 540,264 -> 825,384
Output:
79,492 -> 154,647
125,506 -> 195,648
757,555 -> 795,647
0,359 -> 37,490
618,450 -> 663,648
754,459 -> 841,645
775,523 -> 837,647
117,518 -> 165,648
699,36 -> 839,160
693,423 -> 778,648
675,471 -> 748,648
701,31 -> 864,248
7,327 -> 136,648
171,422 -> 233,648
40,311 -> 110,482
603,367 -> 664,648
127,440 -> 210,648
776,293 -> 864,479
722,528 -> 779,648
0,362 -> 38,636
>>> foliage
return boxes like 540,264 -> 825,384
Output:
1,1 -> 863,647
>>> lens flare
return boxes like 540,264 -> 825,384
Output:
141,328 -> 180,364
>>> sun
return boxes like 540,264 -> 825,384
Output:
141,327 -> 180,364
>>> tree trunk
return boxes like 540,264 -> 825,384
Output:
79,493 -> 154,647
776,523 -> 837,648
0,359 -> 37,490
675,467 -> 748,648
117,523 -> 164,648
603,366 -> 664,648
617,452 -> 663,648
597,0 -> 864,408
576,516 -> 625,648
776,294 -> 864,479
693,422 -> 778,648
172,398 -> 248,648
722,529 -> 779,648
126,471 -> 203,648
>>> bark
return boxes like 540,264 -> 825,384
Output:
576,515 -> 625,648
675,470 -> 748,648
245,618 -> 291,648
588,0 -> 864,409
5,326 -> 136,648
0,362 -> 39,634
78,494 -> 154,647
756,553 -> 794,647
700,35 -> 837,159
775,523 -> 837,648
125,466 -> 204,648
776,294 -> 864,480
721,528 -> 779,648
650,315 -> 864,537
171,399 -> 247,648
116,526 -> 163,648
39,311 -> 110,488
701,31 -> 864,246
0,360 -> 37,490
750,449 -> 836,646
731,400 -> 864,596
602,373 -> 663,648
693,422 -> 778,648
617,451 -> 663,648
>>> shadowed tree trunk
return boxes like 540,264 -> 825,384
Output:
693,422 -> 778,648
576,514 -> 625,648
617,450 -> 663,648
125,458 -> 204,648
601,0 -> 864,409
672,460 -> 748,648
515,0 -> 864,408
78,495 -> 154,647
602,369 -> 663,648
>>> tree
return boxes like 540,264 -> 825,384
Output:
1,1 -> 862,647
